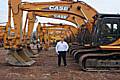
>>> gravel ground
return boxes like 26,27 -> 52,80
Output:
0,47 -> 119,80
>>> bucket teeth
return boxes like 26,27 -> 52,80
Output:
6,49 -> 36,66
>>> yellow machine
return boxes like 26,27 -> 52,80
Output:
0,25 -> 5,47
2,0 -> 120,71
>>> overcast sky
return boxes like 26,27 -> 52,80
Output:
0,0 -> 120,31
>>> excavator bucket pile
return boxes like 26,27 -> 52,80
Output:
6,49 -> 36,66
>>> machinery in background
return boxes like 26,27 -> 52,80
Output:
2,0 -> 120,72
35,22 -> 76,50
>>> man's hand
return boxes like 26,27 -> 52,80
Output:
56,52 -> 59,55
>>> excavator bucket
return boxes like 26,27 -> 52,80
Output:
23,47 -> 39,58
23,47 -> 36,58
6,49 -> 36,66
26,45 -> 39,58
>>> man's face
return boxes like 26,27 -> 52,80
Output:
61,37 -> 64,42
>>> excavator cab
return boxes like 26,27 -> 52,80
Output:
92,14 -> 120,47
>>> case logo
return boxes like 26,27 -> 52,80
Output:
49,6 -> 69,11
53,14 -> 68,19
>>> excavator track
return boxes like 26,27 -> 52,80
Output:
79,52 -> 120,72
69,45 -> 98,63
72,48 -> 98,63
69,43 -> 85,55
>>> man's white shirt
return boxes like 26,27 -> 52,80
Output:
55,41 -> 69,54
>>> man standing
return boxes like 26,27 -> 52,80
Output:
55,37 -> 69,67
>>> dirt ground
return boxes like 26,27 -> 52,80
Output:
0,47 -> 120,80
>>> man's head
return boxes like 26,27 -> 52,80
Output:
60,35 -> 64,42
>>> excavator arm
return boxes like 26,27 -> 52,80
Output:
10,0 -> 23,48
20,1 -> 97,20
20,1 -> 97,31
27,12 -> 36,44
34,11 -> 84,28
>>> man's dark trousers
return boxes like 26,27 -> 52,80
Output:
58,51 -> 67,66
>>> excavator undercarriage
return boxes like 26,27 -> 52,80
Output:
79,51 -> 120,72
70,45 -> 120,72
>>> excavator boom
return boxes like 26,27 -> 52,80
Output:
20,1 -> 97,31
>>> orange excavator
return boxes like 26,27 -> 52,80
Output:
4,0 -> 36,66
3,0 -> 120,71
27,1 -> 120,71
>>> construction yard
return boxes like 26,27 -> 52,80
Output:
0,47 -> 119,80
1,0 -> 120,80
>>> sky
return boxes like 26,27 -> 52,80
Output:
0,0 -> 120,30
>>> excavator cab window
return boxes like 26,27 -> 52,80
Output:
92,16 -> 120,46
